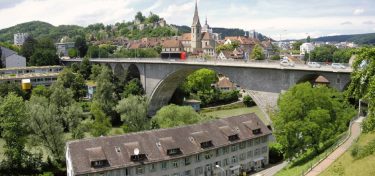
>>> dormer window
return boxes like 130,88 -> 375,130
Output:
200,141 -> 214,149
87,147 -> 109,168
167,148 -> 182,156
130,154 -> 147,162
228,134 -> 240,141
91,160 -> 109,168
252,128 -> 262,135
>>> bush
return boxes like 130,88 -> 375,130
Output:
269,142 -> 284,164
351,145 -> 359,158
243,95 -> 255,107
271,55 -> 281,60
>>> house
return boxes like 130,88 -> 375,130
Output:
300,43 -> 315,55
215,77 -> 237,91
86,81 -> 97,100
56,37 -> 75,57
217,49 -> 244,60
314,75 -> 330,87
161,39 -> 184,59
66,113 -> 272,176
0,46 -> 26,68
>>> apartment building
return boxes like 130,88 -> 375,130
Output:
66,113 -> 272,176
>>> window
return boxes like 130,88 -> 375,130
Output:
204,152 -> 212,160
239,142 -> 246,149
195,167 -> 203,175
240,153 -> 246,161
161,161 -> 168,170
223,158 -> 229,166
185,157 -> 191,166
172,160 -> 179,168
262,146 -> 268,154
255,138 -> 260,145
149,163 -> 156,172
136,166 -> 144,175
167,148 -> 182,156
232,156 -> 237,164
247,151 -> 253,158
255,148 -> 260,156
231,144 -> 238,152
215,161 -> 221,167
223,146 -> 229,154
172,173 -> 179,176
184,170 -> 191,176
261,136 -> 268,143
196,154 -> 201,162
216,148 -> 221,157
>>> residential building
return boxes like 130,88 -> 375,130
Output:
161,39 -> 184,58
300,43 -> 315,55
184,99 -> 201,111
0,66 -> 63,88
13,33 -> 29,46
56,38 -> 75,57
0,46 -> 26,68
66,113 -> 272,176
215,77 -> 238,91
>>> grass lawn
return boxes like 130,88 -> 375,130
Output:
320,132 -> 375,176
201,106 -> 269,125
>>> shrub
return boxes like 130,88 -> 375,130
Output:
243,95 -> 255,107
269,142 -> 284,164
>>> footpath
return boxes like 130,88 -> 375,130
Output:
305,116 -> 364,176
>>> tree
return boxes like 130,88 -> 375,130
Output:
184,69 -> 218,93
64,102 -> 85,139
135,11 -> 146,22
0,82 -> 26,99
122,78 -> 144,98
332,48 -> 354,63
250,44 -> 265,60
0,93 -> 41,173
79,57 -> 91,80
90,101 -> 111,137
94,66 -> 118,122
32,85 -> 50,97
152,104 -> 205,128
273,83 -> 355,159
346,48 -> 375,132
310,45 -> 338,62
306,36 -> 311,43
90,64 -> 102,81
292,41 -> 303,50
20,36 -> 38,63
56,68 -> 87,100
68,48 -> 78,58
74,36 -> 88,57
29,38 -> 60,66
115,95 -> 149,132
243,95 -> 255,107
26,96 -> 65,162
29,49 -> 60,66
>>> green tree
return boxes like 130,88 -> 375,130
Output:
152,104 -> 205,128
306,36 -> 311,43
346,48 -> 375,132
243,95 -> 255,107
20,36 -> 38,63
31,85 -> 50,97
310,45 -> 338,62
250,44 -> 265,60
64,102 -> 85,139
74,36 -> 88,57
0,82 -> 26,99
292,41 -> 303,50
332,48 -> 354,63
90,101 -> 111,137
115,95 -> 149,132
90,64 -> 102,81
68,48 -> 78,58
94,66 -> 118,122
184,69 -> 218,93
135,11 -> 146,22
273,83 -> 355,159
56,68 -> 87,100
79,57 -> 91,80
0,93 -> 35,171
122,78 -> 144,98
29,49 -> 60,66
26,96 -> 65,162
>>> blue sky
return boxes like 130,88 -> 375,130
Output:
0,0 -> 375,39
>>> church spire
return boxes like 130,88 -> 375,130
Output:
192,0 -> 201,26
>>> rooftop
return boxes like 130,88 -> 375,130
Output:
67,113 -> 271,175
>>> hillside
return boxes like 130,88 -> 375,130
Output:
314,33 -> 375,45
0,21 -> 84,42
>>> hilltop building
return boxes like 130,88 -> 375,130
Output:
13,33 -> 29,46
66,113 -> 272,176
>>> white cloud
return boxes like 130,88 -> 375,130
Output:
363,20 -> 375,25
340,21 -> 352,25
353,8 -> 364,15
0,0 -> 137,29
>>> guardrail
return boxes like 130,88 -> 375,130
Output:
300,116 -> 359,176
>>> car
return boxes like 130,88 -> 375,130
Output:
280,60 -> 295,67
331,63 -> 346,69
307,62 -> 321,68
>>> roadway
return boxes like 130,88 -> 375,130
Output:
61,58 -> 353,73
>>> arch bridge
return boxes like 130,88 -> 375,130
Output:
62,58 -> 352,120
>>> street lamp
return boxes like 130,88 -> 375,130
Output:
215,165 -> 226,176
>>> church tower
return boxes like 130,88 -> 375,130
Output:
191,0 -> 202,51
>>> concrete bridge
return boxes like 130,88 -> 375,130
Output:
62,58 -> 352,119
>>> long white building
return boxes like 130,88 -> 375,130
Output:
66,113 -> 272,176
